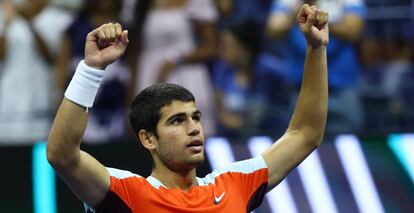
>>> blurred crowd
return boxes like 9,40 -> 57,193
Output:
0,0 -> 413,144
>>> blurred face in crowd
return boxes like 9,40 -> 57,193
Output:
97,0 -> 116,13
220,31 -> 242,65
219,30 -> 250,68
150,101 -> 205,172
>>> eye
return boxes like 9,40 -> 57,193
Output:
171,117 -> 184,125
192,114 -> 201,122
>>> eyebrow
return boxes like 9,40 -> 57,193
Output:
166,110 -> 202,123
193,110 -> 202,117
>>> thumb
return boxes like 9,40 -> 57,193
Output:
119,30 -> 129,49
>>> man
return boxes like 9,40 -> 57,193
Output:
47,4 -> 329,212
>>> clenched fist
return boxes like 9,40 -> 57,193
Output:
84,23 -> 129,70
297,4 -> 329,49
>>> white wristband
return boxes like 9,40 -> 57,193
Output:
64,60 -> 105,108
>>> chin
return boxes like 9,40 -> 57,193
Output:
188,155 -> 204,167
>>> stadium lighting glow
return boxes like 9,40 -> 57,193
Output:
205,137 -> 236,169
335,135 -> 385,213
248,136 -> 298,213
33,142 -> 56,213
388,134 -> 414,184
297,150 -> 338,213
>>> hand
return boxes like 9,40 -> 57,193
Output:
84,23 -> 129,70
297,4 -> 329,49
156,60 -> 176,83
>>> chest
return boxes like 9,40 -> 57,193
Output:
132,183 -> 247,212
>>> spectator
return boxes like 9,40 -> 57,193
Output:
359,0 -> 413,132
212,28 -> 266,138
0,0 -> 72,143
127,0 -> 218,137
215,0 -> 273,59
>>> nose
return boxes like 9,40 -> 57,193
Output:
187,118 -> 201,136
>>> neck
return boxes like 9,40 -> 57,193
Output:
151,163 -> 198,191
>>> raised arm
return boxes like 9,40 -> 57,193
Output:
262,4 -> 329,189
47,23 -> 129,207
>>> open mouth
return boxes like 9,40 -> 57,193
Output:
187,140 -> 203,152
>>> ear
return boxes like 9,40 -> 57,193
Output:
138,130 -> 157,150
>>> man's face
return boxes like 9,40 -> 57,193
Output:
153,101 -> 205,172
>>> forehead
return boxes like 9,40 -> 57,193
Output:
159,101 -> 198,119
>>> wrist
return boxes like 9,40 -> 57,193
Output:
308,44 -> 327,49
306,45 -> 327,60
64,60 -> 105,109
84,59 -> 106,70
307,45 -> 327,55
306,38 -> 329,50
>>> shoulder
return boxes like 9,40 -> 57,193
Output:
106,167 -> 147,191
198,156 -> 268,186
84,168 -> 145,213
104,168 -> 147,204
106,167 -> 144,183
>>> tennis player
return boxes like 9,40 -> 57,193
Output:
47,4 -> 329,212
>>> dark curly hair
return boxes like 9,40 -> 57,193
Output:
129,83 -> 195,140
